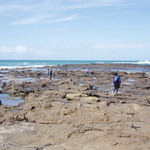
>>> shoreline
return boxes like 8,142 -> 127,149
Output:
0,62 -> 150,70
0,63 -> 149,71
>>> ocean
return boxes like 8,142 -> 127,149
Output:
0,60 -> 150,69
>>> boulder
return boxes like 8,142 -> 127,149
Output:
66,93 -> 82,101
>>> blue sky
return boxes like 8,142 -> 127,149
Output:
0,0 -> 150,60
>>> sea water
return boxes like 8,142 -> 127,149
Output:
0,60 -> 149,69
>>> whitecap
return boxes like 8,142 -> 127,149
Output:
137,60 -> 150,64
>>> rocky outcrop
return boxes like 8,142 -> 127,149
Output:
0,64 -> 150,150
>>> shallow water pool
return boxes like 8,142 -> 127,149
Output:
0,94 -> 24,106
127,79 -> 136,82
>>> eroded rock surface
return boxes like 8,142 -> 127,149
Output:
0,64 -> 150,150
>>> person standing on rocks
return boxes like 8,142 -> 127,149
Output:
85,68 -> 89,77
47,69 -> 53,81
113,74 -> 121,93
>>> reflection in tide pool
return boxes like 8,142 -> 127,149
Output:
127,79 -> 136,82
124,82 -> 134,85
1,77 -> 47,83
0,94 -> 24,106
124,79 -> 136,85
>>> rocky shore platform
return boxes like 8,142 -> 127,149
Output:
0,63 -> 150,150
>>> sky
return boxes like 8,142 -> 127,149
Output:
0,0 -> 150,60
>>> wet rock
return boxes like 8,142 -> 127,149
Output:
0,87 -> 3,93
143,86 -> 150,90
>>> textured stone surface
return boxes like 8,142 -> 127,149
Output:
0,64 -> 150,150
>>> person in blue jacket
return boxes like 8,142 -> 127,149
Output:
113,75 -> 121,93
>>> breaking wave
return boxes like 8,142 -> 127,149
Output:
137,60 -> 150,65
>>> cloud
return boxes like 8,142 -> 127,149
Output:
0,0 -> 126,11
11,14 -> 78,25
46,14 -> 78,23
0,0 -> 127,25
65,0 -> 126,9
93,42 -> 150,49
11,14 -> 52,25
0,45 -> 32,54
